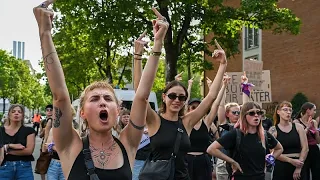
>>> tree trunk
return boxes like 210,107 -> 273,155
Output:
2,98 -> 5,114
117,55 -> 129,87
165,48 -> 178,83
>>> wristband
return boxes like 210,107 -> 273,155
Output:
150,51 -> 161,56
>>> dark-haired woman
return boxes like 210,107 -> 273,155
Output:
138,39 -> 227,180
186,75 -> 229,180
269,101 -> 308,180
0,104 -> 36,180
293,102 -> 320,180
207,102 -> 283,180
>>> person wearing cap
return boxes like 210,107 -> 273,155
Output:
186,76 -> 229,180
34,104 -> 53,180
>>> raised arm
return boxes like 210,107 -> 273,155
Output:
185,40 -> 227,130
133,30 -> 148,91
185,77 -> 194,106
204,75 -> 230,127
241,71 -> 252,104
122,8 -> 169,152
33,1 -> 74,153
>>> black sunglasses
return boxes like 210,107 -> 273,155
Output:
231,111 -> 240,115
46,108 -> 53,112
167,93 -> 187,102
246,110 -> 264,116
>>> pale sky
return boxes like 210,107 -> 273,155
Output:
0,0 -> 45,73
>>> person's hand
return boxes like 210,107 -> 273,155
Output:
222,73 -> 231,86
241,71 -> 248,84
151,8 -> 169,42
175,72 -> 183,81
188,77 -> 194,85
134,30 -> 148,59
231,160 -> 243,174
9,144 -> 25,150
289,158 -> 304,168
212,39 -> 227,64
206,77 -> 212,87
33,0 -> 55,37
293,167 -> 302,180
307,116 -> 315,129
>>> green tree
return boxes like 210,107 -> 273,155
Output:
291,92 -> 308,116
52,0 -> 152,99
0,50 -> 21,113
51,0 -> 300,87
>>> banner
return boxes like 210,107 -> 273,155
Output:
243,59 -> 263,90
225,70 -> 272,104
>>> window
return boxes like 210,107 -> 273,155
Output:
245,27 -> 259,50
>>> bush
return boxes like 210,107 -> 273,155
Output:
291,92 -> 308,117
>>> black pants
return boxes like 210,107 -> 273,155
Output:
273,158 -> 308,180
186,153 -> 212,180
33,122 -> 40,136
305,145 -> 320,180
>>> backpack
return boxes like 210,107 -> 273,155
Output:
225,129 -> 269,178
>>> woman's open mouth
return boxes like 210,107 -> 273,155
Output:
99,110 -> 109,122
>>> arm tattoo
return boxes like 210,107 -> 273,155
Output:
53,107 -> 62,128
43,52 -> 57,71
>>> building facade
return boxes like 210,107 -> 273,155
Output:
204,0 -> 320,111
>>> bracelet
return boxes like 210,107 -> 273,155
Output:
134,58 -> 142,60
134,53 -> 142,56
150,51 -> 161,56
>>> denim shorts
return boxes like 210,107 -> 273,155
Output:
0,161 -> 34,180
47,159 -> 65,180
132,159 -> 145,180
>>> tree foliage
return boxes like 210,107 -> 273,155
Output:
0,49 -> 50,113
291,92 -> 308,116
51,0 -> 301,93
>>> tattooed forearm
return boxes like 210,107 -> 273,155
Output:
43,52 -> 57,71
53,106 -> 62,128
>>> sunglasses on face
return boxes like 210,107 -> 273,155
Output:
166,93 -> 187,102
246,110 -> 264,116
231,111 -> 240,115
46,108 -> 53,112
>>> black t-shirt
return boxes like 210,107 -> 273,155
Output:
217,129 -> 278,180
1,126 -> 35,163
262,118 -> 273,131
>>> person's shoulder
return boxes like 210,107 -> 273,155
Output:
22,126 -> 36,134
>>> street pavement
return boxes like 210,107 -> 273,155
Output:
25,123 -> 42,180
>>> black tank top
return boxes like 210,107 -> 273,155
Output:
276,123 -> 301,154
189,120 -> 210,152
150,116 -> 191,180
68,137 -> 132,180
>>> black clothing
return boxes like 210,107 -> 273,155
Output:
262,118 -> 273,131
150,116 -> 191,180
186,154 -> 212,180
189,121 -> 210,153
1,126 -> 35,164
275,123 -> 301,154
217,129 -> 278,180
68,137 -> 132,180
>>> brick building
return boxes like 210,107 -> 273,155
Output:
204,0 -> 320,112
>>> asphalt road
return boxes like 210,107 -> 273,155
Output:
25,123 -> 43,180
